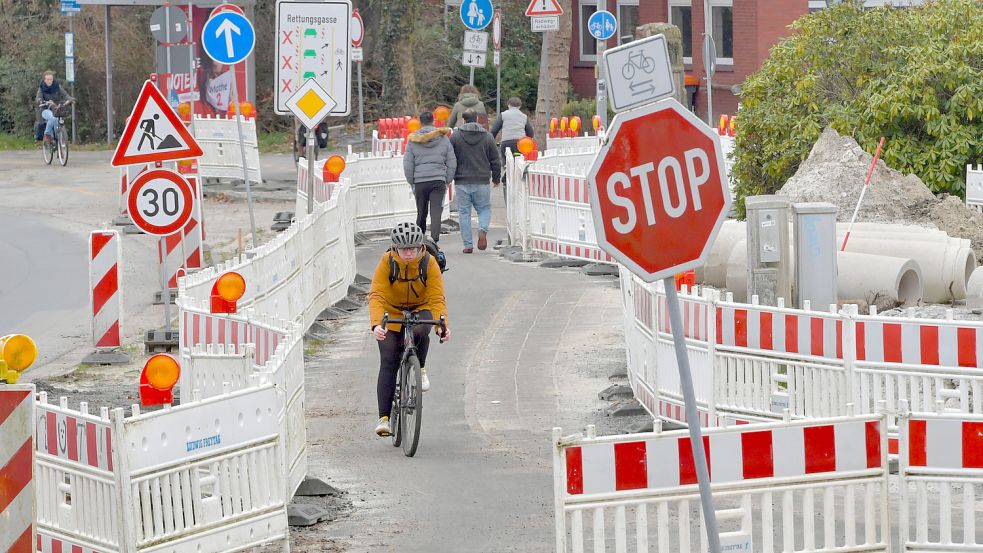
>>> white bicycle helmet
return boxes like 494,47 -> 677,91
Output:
391,222 -> 424,248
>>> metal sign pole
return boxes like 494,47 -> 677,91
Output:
69,14 -> 77,144
596,1 -> 607,131
663,277 -> 721,553
543,31 -> 550,138
306,127 -> 315,214
230,77 -> 258,248
160,236 -> 172,332
704,0 -> 713,127
188,1 -> 196,136
469,66 -> 475,86
496,56 -> 501,116
357,61 -> 364,142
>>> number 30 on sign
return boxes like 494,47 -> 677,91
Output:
127,169 -> 195,236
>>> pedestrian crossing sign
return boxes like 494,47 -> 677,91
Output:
111,80 -> 203,167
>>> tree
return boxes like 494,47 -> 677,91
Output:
732,0 -> 983,216
534,0 -> 572,142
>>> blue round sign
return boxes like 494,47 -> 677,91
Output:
201,11 -> 255,65
460,0 -> 494,31
588,10 -> 617,41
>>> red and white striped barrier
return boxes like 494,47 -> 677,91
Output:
0,385 -> 35,553
716,303 -> 843,359
904,415 -> 983,469
158,177 -> 204,289
657,290 -> 710,341
856,317 -> 983,367
35,532 -> 104,553
562,417 -> 883,497
88,230 -> 123,349
35,397 -> 113,472
180,309 -> 285,367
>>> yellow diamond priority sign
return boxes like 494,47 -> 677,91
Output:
286,79 -> 338,130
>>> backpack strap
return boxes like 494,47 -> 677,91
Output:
418,251 -> 430,286
388,251 -> 398,285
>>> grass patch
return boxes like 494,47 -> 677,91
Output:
0,133 -> 36,150
258,131 -> 294,154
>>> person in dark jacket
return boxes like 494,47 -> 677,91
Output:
490,97 -> 534,196
35,71 -> 73,143
403,111 -> 457,243
447,85 -> 488,129
450,110 -> 501,253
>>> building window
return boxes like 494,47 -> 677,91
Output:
668,0 -> 692,64
709,0 -> 734,65
579,1 -> 641,61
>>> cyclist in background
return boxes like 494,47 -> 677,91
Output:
368,222 -> 450,437
35,70 -> 73,144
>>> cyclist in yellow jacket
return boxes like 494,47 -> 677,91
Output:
368,222 -> 450,436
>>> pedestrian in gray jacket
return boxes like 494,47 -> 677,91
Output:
490,97 -> 535,196
403,111 -> 457,242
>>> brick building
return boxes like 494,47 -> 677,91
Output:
568,0 -> 813,120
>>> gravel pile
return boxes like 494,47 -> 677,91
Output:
777,128 -> 983,262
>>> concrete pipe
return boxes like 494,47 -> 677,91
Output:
967,266 -> 983,298
697,220 -> 745,286
836,223 -> 966,249
837,251 -> 923,306
833,237 -> 975,302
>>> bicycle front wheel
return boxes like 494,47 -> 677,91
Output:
57,126 -> 69,166
42,139 -> 53,165
400,353 -> 423,457
390,378 -> 402,448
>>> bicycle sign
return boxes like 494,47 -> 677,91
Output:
602,33 -> 675,112
127,169 -> 195,236
587,10 -> 616,41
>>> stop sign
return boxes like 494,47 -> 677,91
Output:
588,98 -> 730,282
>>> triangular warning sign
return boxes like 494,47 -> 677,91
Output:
111,80 -> 203,167
526,0 -> 564,16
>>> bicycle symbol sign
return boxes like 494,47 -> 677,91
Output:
602,33 -> 676,112
588,10 -> 617,41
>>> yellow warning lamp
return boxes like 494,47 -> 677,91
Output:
549,117 -> 558,138
718,114 -> 729,135
177,102 -> 192,122
592,114 -> 602,132
240,101 -> 257,119
140,354 -> 180,406
407,118 -> 422,133
570,116 -> 582,135
517,136 -> 538,161
0,334 -> 37,384
433,105 -> 451,127
210,271 -> 246,314
728,115 -> 737,137
559,116 -> 569,134
322,154 -> 347,183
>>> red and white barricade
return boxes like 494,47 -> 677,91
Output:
553,415 -> 890,553
89,230 -> 123,349
157,177 -> 204,289
526,168 -> 613,263
1,385 -> 35,553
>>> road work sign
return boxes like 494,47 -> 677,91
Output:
602,33 -> 675,113
587,97 -> 729,281
275,0 -> 352,116
112,80 -> 202,167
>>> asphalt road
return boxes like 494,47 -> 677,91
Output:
299,223 -> 641,552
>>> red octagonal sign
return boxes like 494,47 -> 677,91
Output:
588,98 -> 731,282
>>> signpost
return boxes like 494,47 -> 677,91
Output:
702,0 -> 716,126
463,30 -> 488,80
127,168 -> 196,336
588,6 -> 616,132
64,31 -> 76,143
274,0 -> 352,116
602,33 -> 675,113
492,9 -> 502,117
526,0 -> 564,140
285,79 -> 337,216
352,8 -> 365,142
587,97 -> 730,553
201,9 -> 258,248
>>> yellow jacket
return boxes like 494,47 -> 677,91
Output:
368,249 -> 448,331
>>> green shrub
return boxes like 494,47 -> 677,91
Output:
733,0 -> 983,217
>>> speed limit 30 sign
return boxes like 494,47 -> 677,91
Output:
127,169 -> 195,236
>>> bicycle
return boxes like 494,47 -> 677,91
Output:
39,100 -> 73,167
380,310 -> 447,457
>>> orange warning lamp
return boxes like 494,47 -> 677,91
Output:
240,101 -> 256,119
592,114 -> 602,132
728,115 -> 737,137
177,102 -> 192,122
140,354 -> 180,406
210,271 -> 246,314
517,136 -> 538,161
549,117 -> 558,138
227,102 -> 238,118
718,114 -> 729,135
559,116 -> 568,133
0,334 -> 37,384
570,116 -> 581,135
407,118 -> 422,133
322,154 -> 346,183
433,105 -> 451,127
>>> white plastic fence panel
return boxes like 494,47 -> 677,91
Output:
966,164 -> 983,212
898,411 -> 983,551
553,415 -> 891,553
192,115 -> 263,184
546,134 -> 601,154
372,129 -> 405,156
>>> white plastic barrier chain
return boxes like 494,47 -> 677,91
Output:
192,115 -> 263,184
966,164 -> 983,213
552,415 -> 891,553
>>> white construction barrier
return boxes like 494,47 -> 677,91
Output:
1,385 -> 35,553
371,129 -> 404,157
552,415 -> 890,552
546,134 -> 601,154
89,230 -> 123,349
193,115 -> 263,184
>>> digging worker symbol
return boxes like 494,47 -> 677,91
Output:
138,114 -> 181,151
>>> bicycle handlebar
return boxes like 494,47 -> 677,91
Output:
380,312 -> 448,336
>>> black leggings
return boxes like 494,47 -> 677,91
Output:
377,310 -> 433,417
414,180 -> 446,242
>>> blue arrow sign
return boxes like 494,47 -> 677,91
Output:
588,10 -> 617,41
460,0 -> 494,31
201,11 -> 255,65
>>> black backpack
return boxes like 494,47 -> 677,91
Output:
388,237 -> 448,287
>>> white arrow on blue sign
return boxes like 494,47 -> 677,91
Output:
588,9 -> 617,41
460,0 -> 494,31
201,10 -> 256,65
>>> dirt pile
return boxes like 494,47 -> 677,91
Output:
777,128 -> 983,262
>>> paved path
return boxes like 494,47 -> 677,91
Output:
299,215 -> 639,552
